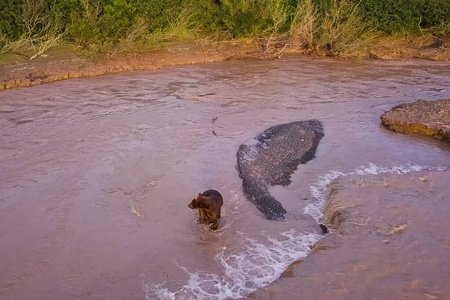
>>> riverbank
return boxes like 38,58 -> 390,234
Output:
0,41 -> 255,90
1,33 -> 450,91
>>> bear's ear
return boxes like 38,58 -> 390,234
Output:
198,192 -> 202,196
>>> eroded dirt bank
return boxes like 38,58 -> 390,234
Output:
0,42 -> 257,90
381,99 -> 450,143
249,169 -> 450,300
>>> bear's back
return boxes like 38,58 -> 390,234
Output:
201,189 -> 223,201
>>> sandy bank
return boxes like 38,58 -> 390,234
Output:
0,42 -> 257,91
249,169 -> 450,299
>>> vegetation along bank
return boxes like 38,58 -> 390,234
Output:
1,0 -> 449,58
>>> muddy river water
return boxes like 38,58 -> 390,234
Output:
1,56 -> 449,300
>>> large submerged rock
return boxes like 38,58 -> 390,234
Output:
237,120 -> 324,220
381,99 -> 450,143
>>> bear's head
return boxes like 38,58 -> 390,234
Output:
188,193 -> 207,209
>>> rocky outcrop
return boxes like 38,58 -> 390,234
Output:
381,99 -> 450,143
237,120 -> 324,220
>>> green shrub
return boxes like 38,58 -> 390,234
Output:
421,0 -> 450,28
50,0 -> 83,31
359,0 -> 450,33
218,0 -> 266,37
218,0 -> 290,38
314,0 -> 372,55
69,0 -> 148,50
185,0 -> 221,32
100,0 -> 138,39
128,0 -> 182,32
0,0 -> 25,40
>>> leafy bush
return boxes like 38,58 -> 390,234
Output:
218,0 -> 290,38
186,0 -> 222,32
100,0 -> 139,40
69,0 -> 148,51
421,0 -> 450,28
0,0 -> 25,40
359,0 -> 450,33
218,0 -> 267,37
128,0 -> 183,32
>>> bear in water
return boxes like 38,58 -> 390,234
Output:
188,189 -> 223,231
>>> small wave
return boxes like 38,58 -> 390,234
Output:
304,162 -> 446,220
145,231 -> 320,300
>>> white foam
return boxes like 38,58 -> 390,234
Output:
147,284 -> 176,300
304,162 -> 446,220
145,230 -> 321,300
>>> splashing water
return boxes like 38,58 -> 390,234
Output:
146,163 -> 445,300
146,230 -> 320,300
304,163 -> 446,220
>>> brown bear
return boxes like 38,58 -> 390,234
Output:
188,189 -> 223,231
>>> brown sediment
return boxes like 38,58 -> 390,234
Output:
248,169 -> 450,300
381,99 -> 450,143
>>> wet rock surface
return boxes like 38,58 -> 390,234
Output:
381,99 -> 450,143
249,169 -> 450,299
237,120 -> 324,220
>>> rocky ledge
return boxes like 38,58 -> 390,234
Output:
381,99 -> 450,143
249,169 -> 450,299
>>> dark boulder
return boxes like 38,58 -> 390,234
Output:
237,120 -> 324,220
